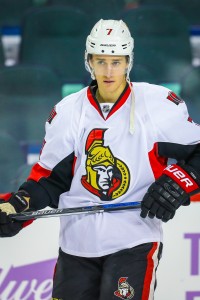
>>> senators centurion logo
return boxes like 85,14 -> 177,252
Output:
114,277 -> 135,299
81,129 -> 130,201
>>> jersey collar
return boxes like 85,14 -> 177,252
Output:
87,81 -> 131,120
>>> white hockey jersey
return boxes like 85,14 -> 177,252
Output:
24,82 -> 200,257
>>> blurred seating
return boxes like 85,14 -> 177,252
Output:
122,6 -> 192,83
178,0 -> 200,27
141,0 -> 200,26
49,0 -> 124,20
61,82 -> 85,98
12,163 -> 34,191
19,5 -> 91,83
180,66 -> 200,123
0,131 -> 25,192
0,65 -> 62,143
0,0 -> 33,28
123,0 -> 141,11
131,64 -> 182,94
131,63 -> 157,83
0,0 -> 49,29
76,0 -> 125,21
0,40 -> 5,65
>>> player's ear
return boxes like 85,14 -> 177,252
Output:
89,60 -> 93,70
125,56 -> 129,72
88,54 -> 94,69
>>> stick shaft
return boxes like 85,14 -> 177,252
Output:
10,201 -> 141,221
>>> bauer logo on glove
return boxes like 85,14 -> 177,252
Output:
163,165 -> 199,193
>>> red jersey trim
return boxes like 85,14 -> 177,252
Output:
22,219 -> 34,228
87,83 -> 131,120
142,242 -> 159,300
191,192 -> 200,202
87,88 -> 104,118
0,193 -> 12,201
107,84 -> 131,119
148,143 -> 167,179
72,156 -> 77,176
27,163 -> 52,182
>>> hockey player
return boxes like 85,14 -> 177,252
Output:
0,19 -> 200,300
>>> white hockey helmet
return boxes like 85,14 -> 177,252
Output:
85,19 -> 134,80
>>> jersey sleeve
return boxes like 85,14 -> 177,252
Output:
145,84 -> 200,173
20,99 -> 76,209
146,85 -> 200,145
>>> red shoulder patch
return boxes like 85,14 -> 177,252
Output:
47,107 -> 57,124
187,116 -> 193,123
187,116 -> 200,126
39,139 -> 46,158
167,91 -> 184,105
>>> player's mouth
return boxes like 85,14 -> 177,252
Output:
103,80 -> 114,84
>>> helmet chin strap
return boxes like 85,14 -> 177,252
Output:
91,68 -> 95,80
126,76 -> 135,135
125,55 -> 135,135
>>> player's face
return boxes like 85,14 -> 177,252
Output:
89,55 -> 128,96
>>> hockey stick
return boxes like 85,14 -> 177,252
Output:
10,201 -> 141,221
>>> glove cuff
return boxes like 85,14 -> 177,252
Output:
9,190 -> 30,213
163,164 -> 200,195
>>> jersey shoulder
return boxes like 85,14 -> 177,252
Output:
46,86 -> 88,127
133,82 -> 171,102
133,82 -> 186,112
133,82 -> 190,129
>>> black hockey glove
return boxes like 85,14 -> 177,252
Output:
0,190 -> 31,237
140,164 -> 200,222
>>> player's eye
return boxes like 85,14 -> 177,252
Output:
97,60 -> 105,65
112,61 -> 120,66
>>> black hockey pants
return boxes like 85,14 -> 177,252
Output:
52,242 -> 163,300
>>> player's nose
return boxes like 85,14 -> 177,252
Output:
104,64 -> 113,77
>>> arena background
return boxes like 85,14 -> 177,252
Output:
0,0 -> 200,299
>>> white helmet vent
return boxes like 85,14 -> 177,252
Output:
89,42 -> 95,49
122,44 -> 128,49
